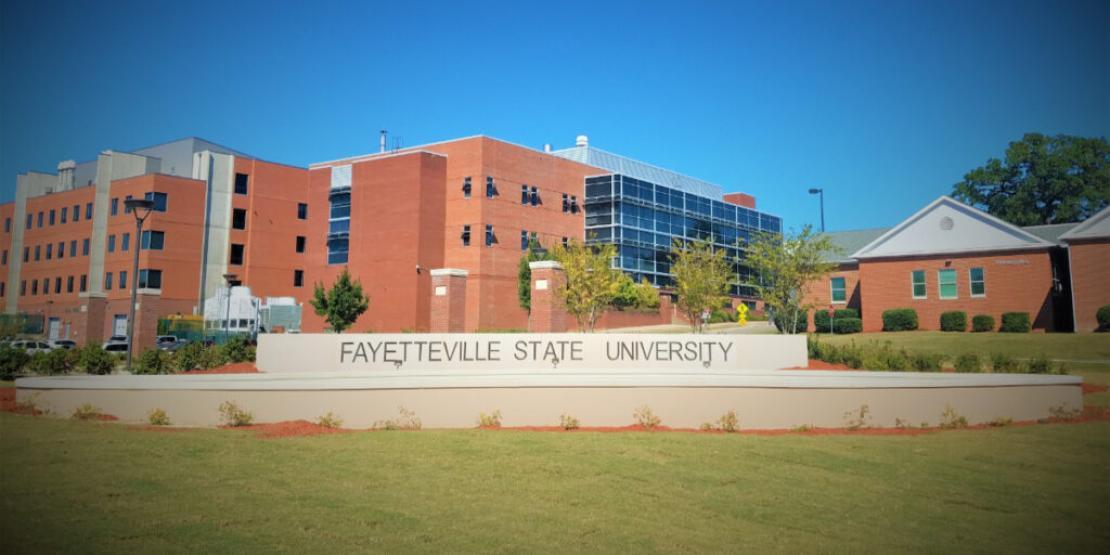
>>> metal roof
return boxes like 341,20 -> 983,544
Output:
1022,223 -> 1080,244
549,145 -> 724,199
818,228 -> 889,263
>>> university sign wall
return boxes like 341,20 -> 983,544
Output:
256,333 -> 808,373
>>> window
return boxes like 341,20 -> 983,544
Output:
462,177 -> 472,198
970,267 -> 985,297
69,240 -> 76,257
486,176 -> 496,198
138,269 -> 162,289
67,276 -> 74,293
21,281 -> 27,296
141,230 -> 165,250
1,250 -> 6,265
294,270 -> 304,287
229,244 -> 245,265
45,244 -> 52,260
85,202 -> 92,219
37,211 -> 43,227
105,272 -> 113,290
111,198 -> 119,216
234,173 -> 249,195
485,224 -> 495,246
570,195 -> 578,213
297,203 -> 308,219
119,271 -> 127,290
79,275 -> 87,293
55,242 -> 62,259
327,238 -> 348,264
25,214 -> 31,229
911,270 -> 926,299
31,280 -> 37,295
107,235 -> 116,253
121,233 -> 130,252
295,236 -> 306,253
34,245 -> 40,261
82,238 -> 90,256
530,186 -> 539,206
73,204 -> 80,222
124,195 -> 133,213
461,225 -> 471,247
49,209 -> 55,226
562,193 -> 569,213
562,237 -> 569,248
938,269 -> 957,299
60,208 -> 67,224
55,277 -> 61,294
232,208 -> 247,230
0,282 -> 4,297
521,185 -> 529,205
144,192 -> 168,212
830,277 -> 847,303
41,278 -> 48,295
520,230 -> 529,251
23,247 -> 28,263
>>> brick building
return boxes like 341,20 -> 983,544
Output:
1059,205 -> 1110,332
2,134 -> 779,343
805,196 -> 1099,333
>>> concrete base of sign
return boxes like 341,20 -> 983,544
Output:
16,371 -> 1082,430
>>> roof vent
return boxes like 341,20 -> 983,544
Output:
575,135 -> 589,148
543,143 -> 552,153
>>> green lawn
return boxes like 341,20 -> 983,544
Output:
2,413 -> 1109,553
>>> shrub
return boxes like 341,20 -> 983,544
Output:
939,405 -> 968,429
71,403 -> 102,420
147,408 -> 171,426
708,309 -> 734,324
971,314 -> 995,333
218,401 -> 254,427
633,405 -> 661,430
772,307 -> 807,334
373,406 -> 422,430
559,414 -> 580,430
1026,353 -> 1052,374
1097,305 -> 1110,331
939,311 -> 967,332
814,309 -> 860,333
28,349 -> 73,376
317,412 -> 343,429
909,352 -> 945,372
712,410 -> 739,433
999,312 -> 1031,333
78,344 -> 115,375
954,353 -> 981,373
477,410 -> 502,428
988,417 -> 1013,427
174,341 -> 207,371
882,308 -> 918,331
133,348 -> 174,375
219,336 -> 255,363
990,353 -> 1020,373
0,345 -> 30,380
833,318 -> 862,334
843,405 -> 871,431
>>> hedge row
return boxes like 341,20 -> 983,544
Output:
0,337 -> 255,380
807,336 -> 1068,374
877,309 -> 1032,333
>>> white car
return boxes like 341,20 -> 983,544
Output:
50,339 -> 78,350
102,335 -> 129,350
10,340 -> 52,355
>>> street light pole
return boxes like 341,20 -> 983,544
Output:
123,198 -> 155,372
808,188 -> 825,232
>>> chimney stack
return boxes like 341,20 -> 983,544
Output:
380,130 -> 387,153
575,135 -> 589,148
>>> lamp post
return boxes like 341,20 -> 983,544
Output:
123,198 -> 155,372
808,188 -> 825,232
222,273 -> 238,344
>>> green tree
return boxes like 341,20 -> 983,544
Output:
671,239 -> 733,332
550,240 -> 622,332
518,239 -> 552,313
310,268 -> 370,333
746,226 -> 838,335
610,274 -> 661,310
952,133 -> 1109,225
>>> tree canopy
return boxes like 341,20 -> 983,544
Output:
670,239 -> 733,332
518,239 -> 552,313
952,133 -> 1109,225
745,226 -> 837,335
310,268 -> 370,333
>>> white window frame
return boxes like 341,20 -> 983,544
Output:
911,270 -> 927,300
969,267 -> 986,298
938,269 -> 958,300
829,276 -> 847,304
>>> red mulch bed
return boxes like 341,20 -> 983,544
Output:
181,362 -> 259,374
789,360 -> 855,371
222,419 -> 347,439
1083,383 -> 1108,395
0,388 -> 15,412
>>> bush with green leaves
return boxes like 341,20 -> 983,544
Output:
1026,354 -> 1053,374
71,403 -> 102,420
833,318 -> 862,334
78,344 -> 116,375
908,352 -> 945,372
1000,312 -> 1031,333
954,353 -> 982,373
1097,305 -> 1110,331
882,308 -> 918,331
219,336 -> 255,363
148,408 -> 171,426
990,353 -> 1020,373
0,345 -> 30,380
132,348 -> 175,375
173,341 -> 207,371
28,348 -> 76,376
971,314 -> 995,333
218,401 -> 254,427
939,311 -> 967,332
814,309 -> 859,332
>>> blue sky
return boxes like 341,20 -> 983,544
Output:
2,0 -> 1107,231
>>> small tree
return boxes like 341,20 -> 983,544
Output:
310,268 -> 370,333
671,239 -> 732,332
610,274 -> 661,310
551,240 -> 622,332
746,226 -> 838,335
518,239 -> 552,313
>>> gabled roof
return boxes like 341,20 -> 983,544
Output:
1059,204 -> 1110,242
1022,223 -> 1080,244
851,196 -> 1055,259
819,228 -> 889,263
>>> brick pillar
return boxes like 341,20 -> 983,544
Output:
429,269 -> 468,332
78,294 -> 107,346
529,261 -> 567,333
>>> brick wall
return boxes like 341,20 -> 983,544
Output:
1068,239 -> 1110,332
429,269 -> 468,332
857,249 -> 1057,332
802,263 -> 861,331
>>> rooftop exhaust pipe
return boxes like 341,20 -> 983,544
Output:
543,143 -> 552,153
575,135 -> 589,148
380,130 -> 387,153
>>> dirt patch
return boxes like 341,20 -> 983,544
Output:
181,362 -> 258,374
0,388 -> 15,412
222,419 -> 347,439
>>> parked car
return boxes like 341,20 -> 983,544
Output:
156,335 -> 186,351
103,343 -> 129,353
49,339 -> 78,350
102,335 -> 129,350
10,340 -> 52,355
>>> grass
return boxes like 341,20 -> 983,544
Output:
2,412 -> 1109,553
